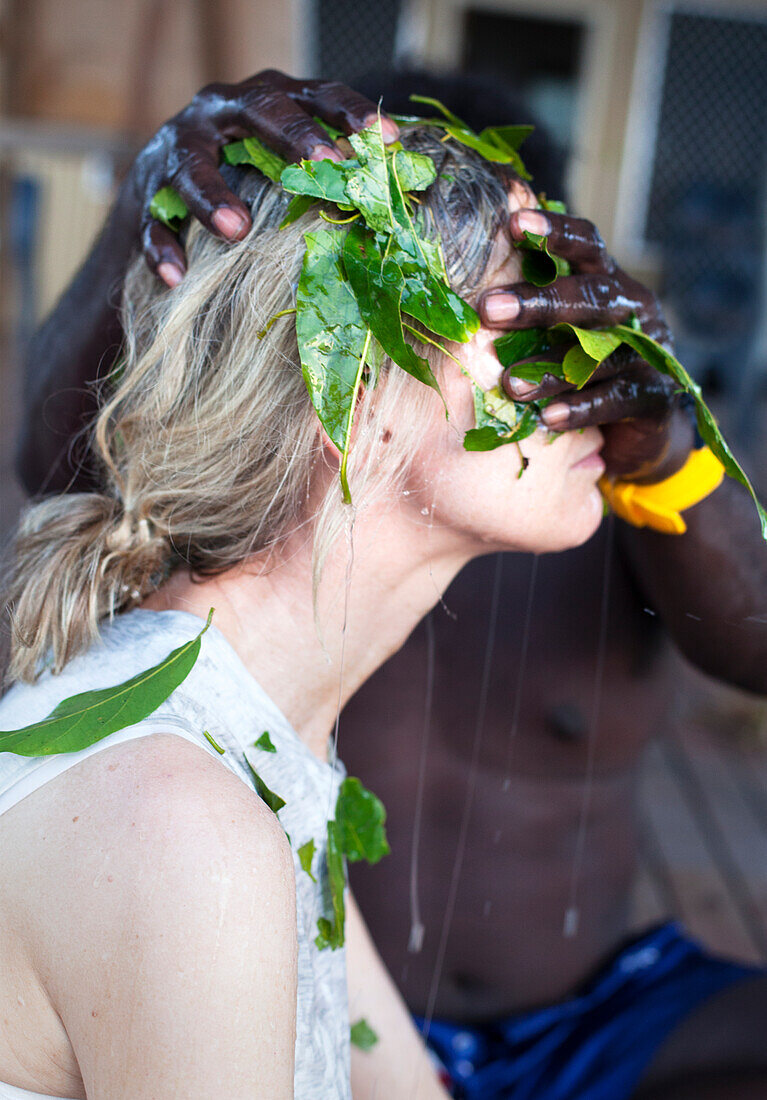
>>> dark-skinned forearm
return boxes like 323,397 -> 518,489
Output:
17,186 -> 141,495
619,477 -> 767,694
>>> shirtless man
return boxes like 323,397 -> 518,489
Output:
16,71 -> 767,1099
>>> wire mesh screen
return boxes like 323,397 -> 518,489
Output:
643,10 -> 767,381
316,0 -> 402,84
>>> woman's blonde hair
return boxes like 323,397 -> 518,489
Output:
6,128 -> 512,682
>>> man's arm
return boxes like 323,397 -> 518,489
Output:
620,477 -> 767,694
346,893 -> 451,1099
18,70 -> 394,495
479,209 -> 767,694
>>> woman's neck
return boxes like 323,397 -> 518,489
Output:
144,503 -> 472,759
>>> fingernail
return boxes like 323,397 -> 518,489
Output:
484,293 -> 520,325
516,210 -> 550,236
310,143 -> 344,163
542,402 -> 570,428
157,262 -> 184,288
212,207 -> 249,238
507,377 -> 538,396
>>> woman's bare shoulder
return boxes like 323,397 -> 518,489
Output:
0,731 -> 298,1098
1,731 -> 294,971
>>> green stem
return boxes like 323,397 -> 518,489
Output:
402,321 -> 461,366
339,328 -> 373,504
257,308 -> 297,340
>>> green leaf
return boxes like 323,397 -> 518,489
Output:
483,385 -> 523,428
391,148 -> 438,193
203,729 -> 225,755
481,124 -> 535,153
222,136 -> 288,183
612,325 -> 767,538
561,343 -> 600,388
518,230 -> 571,287
313,116 -> 344,141
554,323 -> 623,375
342,224 -> 442,396
254,730 -> 277,753
281,158 -> 352,208
279,193 -> 316,229
335,776 -> 391,864
298,838 -> 317,882
315,820 -> 346,950
407,96 -> 531,177
494,327 -> 558,368
408,94 -> 466,129
350,1019 -> 379,1051
538,193 -> 568,214
244,759 -> 286,814
295,229 -> 373,503
1,610 -> 213,757
149,186 -> 189,230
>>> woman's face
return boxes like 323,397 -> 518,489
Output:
402,188 -> 605,558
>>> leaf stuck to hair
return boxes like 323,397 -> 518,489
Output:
254,730 -> 276,752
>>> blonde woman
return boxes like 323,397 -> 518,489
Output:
0,109 -> 617,1099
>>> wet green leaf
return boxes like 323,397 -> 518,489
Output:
254,730 -> 276,753
313,116 -> 344,141
335,777 -> 390,864
494,327 -> 557,368
350,1018 -> 379,1051
538,193 -> 568,214
481,124 -> 535,153
315,819 -> 346,950
298,838 -> 317,882
295,229 -> 373,502
407,96 -> 531,178
518,230 -> 571,288
149,186 -> 189,230
281,158 -> 352,207
279,193 -> 316,228
244,759 -> 286,814
1,611 -> 213,757
342,224 -> 441,395
222,136 -> 288,183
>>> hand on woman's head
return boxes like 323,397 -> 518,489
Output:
122,70 -> 399,287
478,211 -> 695,483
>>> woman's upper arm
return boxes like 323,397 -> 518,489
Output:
9,733 -> 297,1099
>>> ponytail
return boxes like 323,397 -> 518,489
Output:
6,493 -> 168,681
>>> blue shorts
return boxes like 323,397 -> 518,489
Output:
416,922 -> 762,1100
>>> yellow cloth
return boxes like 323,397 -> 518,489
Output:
599,446 -> 725,535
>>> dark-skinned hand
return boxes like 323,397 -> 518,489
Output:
122,69 -> 398,288
479,209 -> 695,483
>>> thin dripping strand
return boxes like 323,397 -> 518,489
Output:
420,553 -> 504,1041
563,513 -> 615,938
408,612 -> 436,954
501,553 -> 539,793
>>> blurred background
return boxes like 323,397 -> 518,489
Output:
1,0 -> 767,961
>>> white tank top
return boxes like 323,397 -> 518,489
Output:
0,609 -> 351,1099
